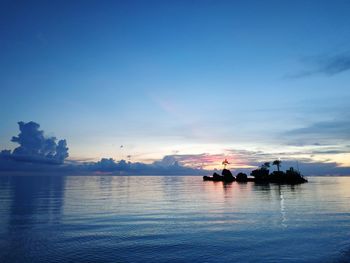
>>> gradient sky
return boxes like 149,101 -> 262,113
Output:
1,0 -> 350,170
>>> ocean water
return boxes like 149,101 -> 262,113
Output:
0,176 -> 349,263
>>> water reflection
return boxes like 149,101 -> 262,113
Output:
0,176 -> 349,263
202,180 -> 319,229
9,176 -> 65,227
1,176 -> 66,262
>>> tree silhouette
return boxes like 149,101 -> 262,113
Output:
272,160 -> 282,172
222,159 -> 230,169
261,162 -> 270,170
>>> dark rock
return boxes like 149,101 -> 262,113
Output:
213,172 -> 222,180
202,170 -> 235,182
203,176 -> 211,181
203,172 -> 223,181
236,172 -> 248,182
222,169 -> 235,182
222,169 -> 233,177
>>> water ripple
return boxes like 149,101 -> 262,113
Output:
0,176 -> 349,262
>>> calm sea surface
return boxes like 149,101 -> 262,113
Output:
0,175 -> 349,263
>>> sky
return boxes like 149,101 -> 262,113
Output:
1,0 -> 350,174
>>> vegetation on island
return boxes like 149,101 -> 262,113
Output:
251,160 -> 307,184
203,159 -> 308,184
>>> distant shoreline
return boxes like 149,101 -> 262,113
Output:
0,172 -> 349,177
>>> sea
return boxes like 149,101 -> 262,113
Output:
0,175 -> 349,263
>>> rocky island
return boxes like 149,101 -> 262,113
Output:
203,160 -> 308,184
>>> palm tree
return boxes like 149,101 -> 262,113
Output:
222,159 -> 230,169
272,160 -> 282,172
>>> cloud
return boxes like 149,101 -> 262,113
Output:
287,52 -> 350,78
163,151 -> 350,176
290,161 -> 350,176
0,121 -> 204,175
85,156 -> 206,175
164,147 -> 350,176
0,121 -> 69,164
320,54 -> 350,75
147,153 -> 250,170
1,148 -> 349,176
1,121 -> 349,176
284,119 -> 350,144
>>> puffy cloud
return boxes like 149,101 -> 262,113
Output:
86,156 -> 205,175
0,122 -> 203,174
153,155 -> 179,167
0,121 -> 69,164
1,121 -> 349,176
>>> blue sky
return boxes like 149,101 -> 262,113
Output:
1,0 -> 350,172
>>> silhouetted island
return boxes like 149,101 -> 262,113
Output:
203,160 -> 308,184
204,168 -> 235,182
